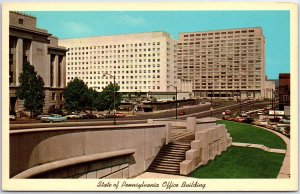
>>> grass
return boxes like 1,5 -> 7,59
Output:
189,146 -> 285,178
217,120 -> 286,149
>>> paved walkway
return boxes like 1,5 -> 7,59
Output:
232,142 -> 286,154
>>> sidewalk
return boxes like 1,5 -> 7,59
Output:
134,172 -> 194,179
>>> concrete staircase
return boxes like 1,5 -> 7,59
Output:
147,141 -> 191,175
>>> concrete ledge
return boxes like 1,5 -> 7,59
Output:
10,123 -> 166,134
13,149 -> 135,179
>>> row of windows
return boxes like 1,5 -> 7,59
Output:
67,48 -> 162,55
68,42 -> 163,51
67,58 -> 161,63
67,64 -> 161,69
67,69 -> 161,75
182,29 -> 256,37
179,38 -> 261,45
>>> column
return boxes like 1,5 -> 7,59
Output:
53,55 -> 58,88
60,56 -> 66,87
15,38 -> 23,86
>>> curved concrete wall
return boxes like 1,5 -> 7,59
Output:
10,123 -> 167,178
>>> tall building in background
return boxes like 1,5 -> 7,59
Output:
59,32 -> 192,100
9,11 -> 67,115
177,27 -> 268,99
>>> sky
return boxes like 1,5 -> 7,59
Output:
25,11 -> 290,79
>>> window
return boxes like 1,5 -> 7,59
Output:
18,18 -> 23,24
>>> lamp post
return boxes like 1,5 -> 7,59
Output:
133,90 -> 141,115
103,73 -> 116,125
210,91 -> 213,117
168,85 -> 178,119
239,90 -> 242,114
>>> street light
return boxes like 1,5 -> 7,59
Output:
210,90 -> 213,117
132,90 -> 141,115
239,90 -> 242,114
168,85 -> 178,119
103,73 -> 116,125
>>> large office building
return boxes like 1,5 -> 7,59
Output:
59,32 -> 192,99
9,11 -> 67,115
177,27 -> 270,99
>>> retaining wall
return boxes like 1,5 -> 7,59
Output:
10,123 -> 168,178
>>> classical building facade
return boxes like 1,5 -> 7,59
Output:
9,11 -> 67,115
177,27 -> 269,99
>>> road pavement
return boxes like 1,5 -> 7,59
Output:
10,101 -> 271,130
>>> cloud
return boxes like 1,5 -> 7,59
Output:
116,14 -> 146,26
60,21 -> 93,36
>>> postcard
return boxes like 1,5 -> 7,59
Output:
2,1 -> 298,191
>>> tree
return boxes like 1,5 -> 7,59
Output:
17,62 -> 45,117
63,77 -> 89,113
99,83 -> 123,111
85,88 -> 99,113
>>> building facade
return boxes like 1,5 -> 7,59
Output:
278,73 -> 290,112
177,27 -> 267,99
9,11 -> 67,115
59,32 -> 182,96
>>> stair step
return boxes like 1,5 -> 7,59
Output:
156,154 -> 186,158
148,168 -> 179,173
152,158 -> 184,163
159,149 -> 187,154
148,166 -> 180,171
151,159 -> 181,164
150,163 -> 180,169
150,164 -> 180,169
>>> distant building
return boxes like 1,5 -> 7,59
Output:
278,73 -> 290,114
177,27 -> 268,99
9,11 -> 67,115
59,32 -> 192,100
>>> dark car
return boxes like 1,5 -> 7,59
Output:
243,117 -> 254,124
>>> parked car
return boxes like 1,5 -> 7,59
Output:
9,115 -> 16,121
86,113 -> 98,119
233,117 -> 246,123
105,113 -> 115,118
253,120 -> 269,127
179,111 -> 185,116
115,112 -> 126,117
36,114 -> 49,120
41,114 -> 67,123
225,110 -> 231,115
280,118 -> 290,124
66,114 -> 82,119
240,112 -> 248,117
243,117 -> 254,124
95,113 -> 105,119
266,124 -> 277,130
283,126 -> 290,137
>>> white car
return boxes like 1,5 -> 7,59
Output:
9,115 -> 16,121
66,114 -> 82,119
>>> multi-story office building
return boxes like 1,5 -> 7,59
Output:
59,32 -> 183,95
177,27 -> 267,99
9,11 -> 67,115
278,73 -> 290,114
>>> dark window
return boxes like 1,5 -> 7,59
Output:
18,18 -> 23,24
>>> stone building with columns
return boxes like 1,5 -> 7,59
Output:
9,11 -> 67,115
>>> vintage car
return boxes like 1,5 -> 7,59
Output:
41,114 -> 67,123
